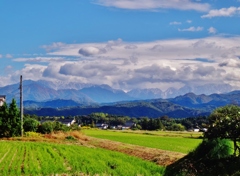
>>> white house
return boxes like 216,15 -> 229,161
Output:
58,118 -> 76,127
0,95 -> 6,106
193,128 -> 200,132
95,123 -> 108,129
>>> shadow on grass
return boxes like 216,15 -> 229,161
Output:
164,139 -> 240,176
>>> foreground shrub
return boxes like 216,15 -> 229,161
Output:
165,138 -> 237,176
38,121 -> 70,134
25,131 -> 42,138
192,138 -> 233,159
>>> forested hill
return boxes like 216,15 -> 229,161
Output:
25,100 -> 210,118
24,90 -> 240,118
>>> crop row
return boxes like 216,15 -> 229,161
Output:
0,141 -> 164,175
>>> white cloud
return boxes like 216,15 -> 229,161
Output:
41,42 -> 66,52
124,45 -> 138,49
178,26 -> 204,32
13,57 -> 65,62
170,21 -> 182,25
186,20 -> 192,23
208,27 -> 217,34
4,65 -> 14,76
94,0 -> 210,12
3,37 -> 240,90
219,58 -> 240,68
6,54 -> 13,58
78,46 -> 107,56
201,6 -> 240,18
38,37 -> 240,90
0,54 -> 2,58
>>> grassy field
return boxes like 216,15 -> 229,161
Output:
83,129 -> 202,154
0,140 -> 164,176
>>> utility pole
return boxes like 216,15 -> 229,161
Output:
20,75 -> 23,137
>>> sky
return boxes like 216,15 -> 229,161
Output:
0,0 -> 240,91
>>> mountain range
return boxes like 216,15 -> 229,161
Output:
0,80 -> 239,118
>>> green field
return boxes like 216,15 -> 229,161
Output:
83,130 -> 202,153
0,141 -> 164,176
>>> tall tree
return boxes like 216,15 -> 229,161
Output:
0,99 -> 21,137
205,105 -> 240,156
0,102 -> 9,136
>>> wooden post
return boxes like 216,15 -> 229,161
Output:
20,75 -> 23,137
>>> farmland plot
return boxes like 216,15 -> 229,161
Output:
0,141 -> 164,176
83,130 -> 202,153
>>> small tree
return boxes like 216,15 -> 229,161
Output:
205,105 -> 240,156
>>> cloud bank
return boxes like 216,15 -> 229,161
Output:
94,0 -> 210,12
178,26 -> 204,32
3,36 -> 238,91
202,6 -> 240,18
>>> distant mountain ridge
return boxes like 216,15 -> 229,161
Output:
0,80 -> 234,104
129,84 -> 233,99
1,80 -> 239,118
24,90 -> 240,118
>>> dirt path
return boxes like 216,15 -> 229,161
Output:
85,137 -> 185,166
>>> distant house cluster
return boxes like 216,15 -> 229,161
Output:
39,117 -> 136,130
58,118 -> 76,126
95,121 -> 136,130
0,95 -> 6,106
40,118 -> 76,127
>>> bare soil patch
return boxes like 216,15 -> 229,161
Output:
86,137 -> 185,166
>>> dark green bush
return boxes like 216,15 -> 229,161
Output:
24,117 -> 40,132
165,138 -> 235,176
54,121 -> 69,132
192,138 -> 233,159
37,121 -> 71,134
37,121 -> 55,134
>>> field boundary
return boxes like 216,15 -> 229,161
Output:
87,136 -> 185,166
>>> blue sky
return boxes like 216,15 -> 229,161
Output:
0,0 -> 240,91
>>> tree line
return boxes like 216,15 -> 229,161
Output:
0,99 -> 79,137
0,100 -> 208,137
24,112 -> 208,131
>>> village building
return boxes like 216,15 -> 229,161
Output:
117,121 -> 136,130
95,123 -> 108,129
40,118 -> 76,127
0,95 -> 6,106
58,118 -> 76,127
